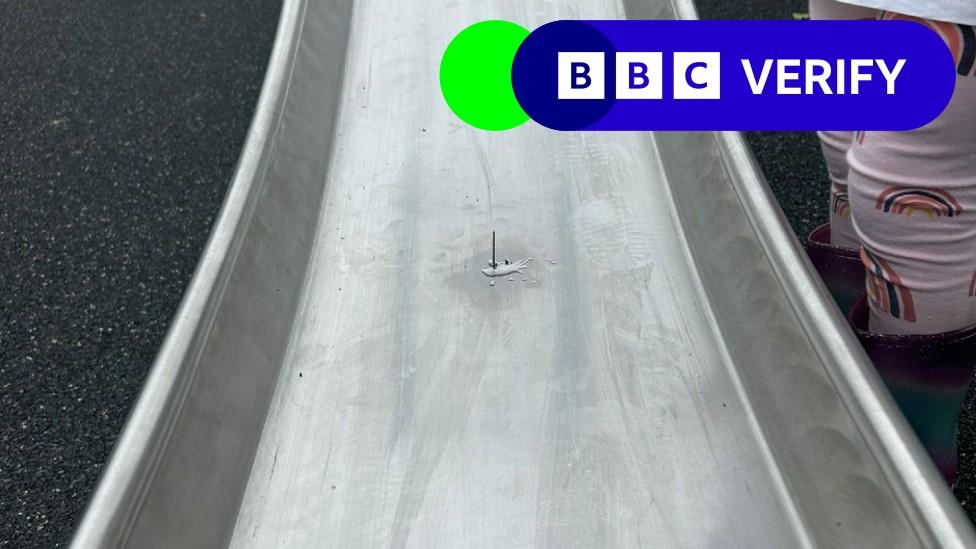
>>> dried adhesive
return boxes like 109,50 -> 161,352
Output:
482,258 -> 533,278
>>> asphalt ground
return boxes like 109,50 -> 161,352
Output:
0,1 -> 281,547
0,0 -> 972,547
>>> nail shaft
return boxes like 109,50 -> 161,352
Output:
491,231 -> 497,268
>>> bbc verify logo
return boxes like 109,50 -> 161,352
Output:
558,52 -> 721,100
439,20 -> 955,131
558,51 -> 907,101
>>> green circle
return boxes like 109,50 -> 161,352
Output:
440,20 -> 530,131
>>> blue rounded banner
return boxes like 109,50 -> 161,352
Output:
511,20 -> 956,131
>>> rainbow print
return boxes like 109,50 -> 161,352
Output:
875,186 -> 962,218
830,191 -> 850,219
860,246 -> 916,322
883,12 -> 976,76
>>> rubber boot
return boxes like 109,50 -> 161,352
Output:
849,297 -> 976,485
806,223 -> 864,314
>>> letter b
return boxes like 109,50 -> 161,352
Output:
571,62 -> 591,89
558,52 -> 605,100
615,52 -> 663,99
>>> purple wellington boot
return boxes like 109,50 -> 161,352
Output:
849,297 -> 976,485
806,224 -> 865,314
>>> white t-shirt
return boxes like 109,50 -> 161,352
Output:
839,0 -> 976,25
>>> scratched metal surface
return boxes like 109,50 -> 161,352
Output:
71,0 -> 976,547
234,1 -> 795,543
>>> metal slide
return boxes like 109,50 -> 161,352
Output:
71,0 -> 976,547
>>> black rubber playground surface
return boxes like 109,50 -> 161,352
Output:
0,1 -> 281,546
0,0 -> 972,547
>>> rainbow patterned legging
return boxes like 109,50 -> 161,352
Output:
811,0 -> 976,335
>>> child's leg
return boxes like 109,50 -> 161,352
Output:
808,0 -> 879,248
848,15 -> 976,335
819,130 -> 858,247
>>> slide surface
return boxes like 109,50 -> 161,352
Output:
71,1 -> 976,547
